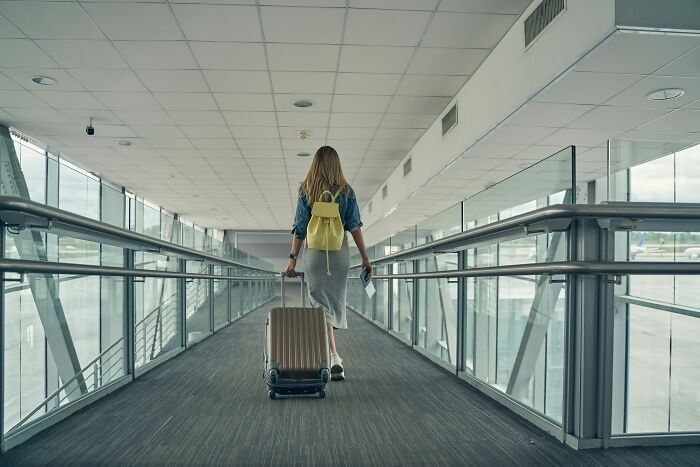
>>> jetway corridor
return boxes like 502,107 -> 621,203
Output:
2,288 -> 699,466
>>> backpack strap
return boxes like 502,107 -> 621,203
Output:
330,187 -> 344,202
318,190 -> 334,202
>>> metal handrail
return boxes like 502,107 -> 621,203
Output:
0,196 -> 274,273
355,261 -> 700,280
353,203 -> 700,267
0,259 -> 276,280
10,338 -> 124,432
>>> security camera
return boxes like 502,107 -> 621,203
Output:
86,117 -> 94,136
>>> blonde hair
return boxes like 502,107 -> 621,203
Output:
300,146 -> 349,203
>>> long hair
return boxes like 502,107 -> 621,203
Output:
300,146 -> 349,203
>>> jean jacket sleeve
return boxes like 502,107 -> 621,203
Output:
291,191 -> 311,240
344,187 -> 363,232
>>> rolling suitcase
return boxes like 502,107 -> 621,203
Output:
263,273 -> 330,399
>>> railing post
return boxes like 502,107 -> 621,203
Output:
227,268 -> 232,323
209,264 -> 214,333
180,259 -> 187,348
456,249 -> 467,374
124,249 -> 135,378
412,259 -> 419,347
1,224 -> 5,453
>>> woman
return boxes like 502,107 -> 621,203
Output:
286,145 -> 372,381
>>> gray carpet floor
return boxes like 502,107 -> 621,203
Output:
2,293 -> 700,466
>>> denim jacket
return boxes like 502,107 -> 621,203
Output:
291,186 -> 363,240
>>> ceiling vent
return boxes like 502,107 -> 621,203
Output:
524,0 -> 565,48
382,185 -> 388,199
403,157 -> 412,177
441,104 -> 458,136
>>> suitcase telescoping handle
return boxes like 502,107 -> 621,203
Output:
280,272 -> 305,308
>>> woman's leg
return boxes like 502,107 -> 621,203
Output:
327,323 -> 336,354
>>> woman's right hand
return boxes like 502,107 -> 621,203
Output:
362,259 -> 373,280
285,259 -> 298,278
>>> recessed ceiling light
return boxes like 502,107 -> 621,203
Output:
293,99 -> 314,108
116,140 -> 133,146
297,152 -> 311,157
647,88 -> 685,101
32,75 -> 57,86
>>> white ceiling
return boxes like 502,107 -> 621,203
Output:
364,29 -> 700,243
0,0 -> 530,229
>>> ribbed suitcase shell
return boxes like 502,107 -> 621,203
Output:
266,307 -> 329,379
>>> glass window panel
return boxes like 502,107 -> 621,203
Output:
186,262 -> 211,344
391,261 -> 413,341
213,266 -> 229,328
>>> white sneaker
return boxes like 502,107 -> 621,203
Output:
330,353 -> 345,381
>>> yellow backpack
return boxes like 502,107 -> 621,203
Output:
307,188 -> 344,276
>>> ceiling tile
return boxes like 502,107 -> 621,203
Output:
266,44 -> 339,72
270,72 -> 335,94
438,0 -> 531,14
180,126 -> 231,139
374,128 -> 424,139
344,9 -> 431,46
4,107 -> 69,124
277,111 -> 329,127
203,71 -> 271,93
147,138 -> 193,149
339,46 -> 413,73
537,128 -> 624,148
190,138 -> 239,149
422,12 -> 516,48
567,106 -> 671,131
130,126 -> 185,139
350,0 -> 437,9
189,42 -> 266,70
114,110 -> 174,125
657,45 -> 700,78
407,47 -> 489,75
114,41 -> 197,70
137,70 -> 208,93
333,95 -> 392,113
369,139 -> 414,150
230,126 -> 280,139
261,6 -> 345,44
534,71 -> 644,105
261,0 -> 345,5
31,91 -> 105,110
172,5 -> 261,41
480,125 -> 557,145
381,113 -> 435,128
0,90 -> 51,108
604,76 -> 700,110
93,92 -> 162,110
223,111 -> 276,126
83,3 -> 183,40
0,39 -> 57,67
0,1 -> 103,39
330,112 -> 383,127
214,93 -> 275,111
0,72 -> 21,90
237,139 -> 281,150
3,68 -> 85,92
154,93 -> 218,111
59,109 -> 122,125
388,96 -> 450,113
0,12 -> 24,39
506,102 -> 595,127
36,40 -> 127,69
69,69 -> 146,92
636,110 -> 700,133
396,75 -> 466,96
576,31 -> 700,75
327,127 -> 375,139
274,94 -> 333,112
169,110 -> 225,126
334,73 -> 401,95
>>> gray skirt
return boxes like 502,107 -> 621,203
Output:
303,234 -> 349,329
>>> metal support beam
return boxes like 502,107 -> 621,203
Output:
0,126 -> 87,400
1,224 -> 6,452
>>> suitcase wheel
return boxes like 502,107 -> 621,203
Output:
269,369 -> 278,385
268,390 -> 276,400
321,369 -> 329,384
318,388 -> 326,399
